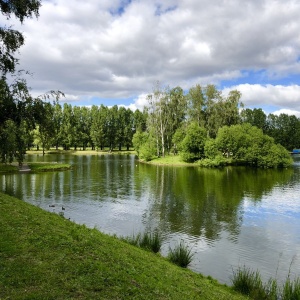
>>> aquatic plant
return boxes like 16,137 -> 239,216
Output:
231,265 -> 300,300
168,241 -> 194,268
231,265 -> 266,298
122,231 -> 162,253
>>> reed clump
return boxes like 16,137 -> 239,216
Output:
231,265 -> 300,300
168,241 -> 194,268
123,231 -> 162,253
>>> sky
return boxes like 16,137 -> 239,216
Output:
6,0 -> 300,115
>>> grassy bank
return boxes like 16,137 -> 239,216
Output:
27,162 -> 72,172
26,148 -> 136,156
0,192 -> 247,300
0,164 -> 19,173
0,163 -> 72,173
141,155 -> 196,166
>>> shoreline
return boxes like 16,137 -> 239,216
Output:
0,192 -> 247,299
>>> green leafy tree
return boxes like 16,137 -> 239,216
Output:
146,82 -> 169,157
60,103 -> 75,150
52,102 -> 63,149
172,125 -> 186,155
215,123 -> 292,168
132,131 -> 148,157
90,105 -> 108,150
166,86 -> 187,154
179,122 -> 208,162
133,109 -> 147,132
0,0 -> 63,163
186,84 -> 206,127
146,83 -> 186,157
80,106 -> 92,150
266,113 -> 300,151
34,102 -> 54,155
0,120 -> 17,163
0,0 -> 41,74
106,105 -> 118,151
123,108 -> 134,150
241,108 -> 267,132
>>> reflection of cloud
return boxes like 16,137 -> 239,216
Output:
240,184 -> 300,282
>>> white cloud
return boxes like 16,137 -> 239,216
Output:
223,84 -> 300,112
4,0 -> 300,112
272,109 -> 300,118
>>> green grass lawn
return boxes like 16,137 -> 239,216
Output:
0,192 -> 247,300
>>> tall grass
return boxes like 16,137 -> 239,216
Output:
282,278 -> 300,300
231,265 -> 300,300
122,231 -> 162,253
168,241 -> 194,268
231,265 -> 267,299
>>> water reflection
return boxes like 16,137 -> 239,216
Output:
138,164 -> 294,241
0,154 -> 299,284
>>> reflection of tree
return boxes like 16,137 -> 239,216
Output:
0,155 -> 296,244
139,164 -> 294,242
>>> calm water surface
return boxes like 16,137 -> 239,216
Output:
1,153 -> 300,285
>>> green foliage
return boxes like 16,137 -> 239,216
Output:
133,131 -> 157,161
0,120 -> 17,163
179,122 -> 207,162
139,142 -> 157,161
0,164 -> 18,172
204,138 -> 221,159
198,156 -> 232,167
215,123 -> 293,168
0,1 -> 64,163
132,131 -> 148,156
232,266 -> 300,300
282,278 -> 300,300
172,125 -> 187,155
168,241 -> 194,268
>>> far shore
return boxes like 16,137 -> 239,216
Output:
26,148 -> 136,156
26,149 -> 197,166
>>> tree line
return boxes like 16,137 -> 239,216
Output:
31,102 -> 147,154
1,80 -> 299,167
132,83 -> 296,168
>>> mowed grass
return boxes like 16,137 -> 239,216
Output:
0,192 -> 247,300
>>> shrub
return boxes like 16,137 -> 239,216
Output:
139,143 -> 157,162
168,241 -> 194,268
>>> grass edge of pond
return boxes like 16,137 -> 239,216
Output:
0,192 -> 247,300
0,163 -> 72,173
27,162 -> 72,172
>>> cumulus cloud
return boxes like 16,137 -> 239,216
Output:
5,0 -> 300,111
223,84 -> 300,115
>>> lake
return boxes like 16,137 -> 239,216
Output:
1,153 -> 300,285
